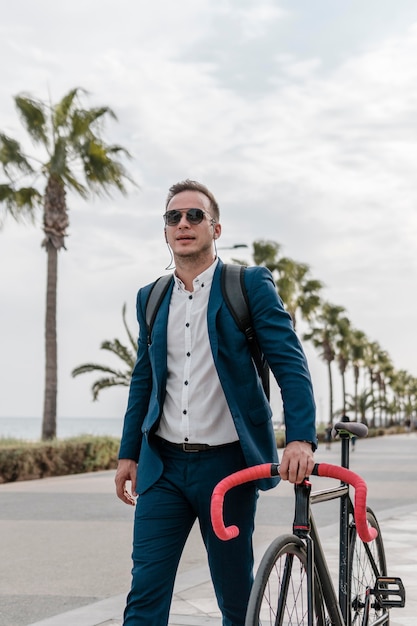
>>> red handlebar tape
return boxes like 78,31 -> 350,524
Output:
211,463 -> 378,543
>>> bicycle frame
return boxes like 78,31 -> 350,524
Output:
295,473 -> 353,625
293,431 -> 389,626
311,432 -> 353,625
211,422 -> 405,626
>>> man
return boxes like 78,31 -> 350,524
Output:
115,179 -> 317,625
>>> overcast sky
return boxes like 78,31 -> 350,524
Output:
1,0 -> 417,426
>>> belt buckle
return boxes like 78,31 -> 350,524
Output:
182,442 -> 200,452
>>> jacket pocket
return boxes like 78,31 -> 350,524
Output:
248,403 -> 272,426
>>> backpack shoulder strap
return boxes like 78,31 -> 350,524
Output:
145,274 -> 173,344
221,264 -> 270,399
220,264 -> 252,335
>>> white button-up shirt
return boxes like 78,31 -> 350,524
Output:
156,259 -> 239,445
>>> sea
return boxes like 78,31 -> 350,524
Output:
0,416 -> 124,441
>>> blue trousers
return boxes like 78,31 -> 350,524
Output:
123,440 -> 258,626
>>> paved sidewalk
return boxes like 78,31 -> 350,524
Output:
25,509 -> 417,626
0,434 -> 415,626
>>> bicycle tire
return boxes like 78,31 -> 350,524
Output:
349,507 -> 388,626
245,534 -> 327,626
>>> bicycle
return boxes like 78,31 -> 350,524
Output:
211,421 -> 406,626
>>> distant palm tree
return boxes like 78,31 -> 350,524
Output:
335,314 -> 351,414
247,240 -> 323,331
350,329 -> 368,421
0,88 -> 133,439
276,257 -> 323,331
345,389 -> 376,424
363,340 -> 383,427
390,369 -> 412,425
304,302 -> 346,421
72,304 -> 136,400
374,350 -> 394,426
252,239 -> 281,272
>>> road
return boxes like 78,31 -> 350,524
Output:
0,432 -> 415,625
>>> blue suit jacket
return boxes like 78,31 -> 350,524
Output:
119,260 -> 317,493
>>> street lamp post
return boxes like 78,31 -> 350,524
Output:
217,244 -> 248,250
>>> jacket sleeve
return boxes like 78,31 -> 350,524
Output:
244,266 -> 317,449
118,287 -> 153,461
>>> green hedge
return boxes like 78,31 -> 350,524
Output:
0,426 -> 405,483
0,436 -> 120,484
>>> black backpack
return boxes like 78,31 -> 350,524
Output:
145,264 -> 270,399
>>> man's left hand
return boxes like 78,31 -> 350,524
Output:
279,440 -> 315,484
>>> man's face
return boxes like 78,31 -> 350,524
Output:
164,190 -> 221,260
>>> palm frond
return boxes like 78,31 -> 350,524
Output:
81,139 -> 130,195
61,170 -> 88,198
13,186 -> 42,209
122,303 -> 138,353
0,134 -> 34,177
14,95 -> 48,146
71,303 -> 138,401
106,144 -> 132,158
90,377 -> 130,401
71,363 -> 122,377
0,184 -> 41,224
100,339 -> 136,368
53,87 -> 86,129
70,107 -> 116,140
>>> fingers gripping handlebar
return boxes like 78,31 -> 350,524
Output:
210,462 -> 378,543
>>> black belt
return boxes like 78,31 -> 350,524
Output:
155,436 -> 239,453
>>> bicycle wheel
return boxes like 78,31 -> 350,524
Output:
349,507 -> 388,626
245,534 -> 326,626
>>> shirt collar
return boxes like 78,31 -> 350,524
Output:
174,257 -> 219,292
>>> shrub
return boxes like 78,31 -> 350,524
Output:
0,436 -> 120,483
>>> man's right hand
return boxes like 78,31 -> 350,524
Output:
115,458 -> 138,506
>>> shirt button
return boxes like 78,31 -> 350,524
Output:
183,410 -> 187,415
189,295 -> 193,300
186,322 -> 190,327
184,380 -> 188,385
186,352 -> 191,357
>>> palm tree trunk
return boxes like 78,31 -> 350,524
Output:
42,241 -> 58,440
327,360 -> 334,422
354,366 -> 359,421
41,175 -> 67,440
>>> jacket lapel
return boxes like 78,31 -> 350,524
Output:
207,260 -> 224,360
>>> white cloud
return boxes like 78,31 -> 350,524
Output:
234,1 -> 288,41
1,2 -> 417,423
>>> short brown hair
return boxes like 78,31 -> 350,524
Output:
166,179 -> 220,221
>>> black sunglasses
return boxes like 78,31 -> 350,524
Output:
163,208 -> 211,226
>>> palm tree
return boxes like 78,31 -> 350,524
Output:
345,389 -> 376,424
247,240 -> 323,331
72,304 -> 137,400
335,314 -> 351,414
363,340 -> 382,427
390,369 -> 411,425
303,302 -> 346,421
252,239 -> 281,272
349,329 -> 368,421
375,350 -> 395,426
275,257 -> 323,331
0,88 -> 133,439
